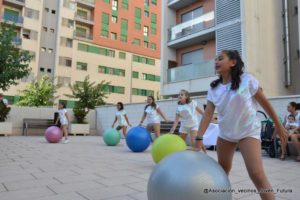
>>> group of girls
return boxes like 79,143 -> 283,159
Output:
111,50 -> 287,200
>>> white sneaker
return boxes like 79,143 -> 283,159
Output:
63,139 -> 69,144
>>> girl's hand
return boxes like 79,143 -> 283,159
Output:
128,123 -> 132,127
276,125 -> 288,146
195,140 -> 207,153
169,128 -> 175,134
111,125 -> 114,128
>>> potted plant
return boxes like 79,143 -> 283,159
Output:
0,100 -> 12,135
66,76 -> 109,135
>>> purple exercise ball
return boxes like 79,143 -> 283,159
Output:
45,126 -> 62,143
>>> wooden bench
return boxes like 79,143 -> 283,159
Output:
23,118 -> 56,136
160,121 -> 180,134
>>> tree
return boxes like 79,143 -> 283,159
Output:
17,75 -> 60,107
66,76 -> 109,123
0,22 -> 33,91
0,101 -> 11,122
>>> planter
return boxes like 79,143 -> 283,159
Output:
69,123 -> 90,136
0,122 -> 12,136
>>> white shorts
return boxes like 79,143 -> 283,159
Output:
218,132 -> 261,143
179,124 -> 199,134
60,119 -> 68,126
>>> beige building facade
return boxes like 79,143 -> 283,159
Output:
161,0 -> 300,98
0,0 -> 161,106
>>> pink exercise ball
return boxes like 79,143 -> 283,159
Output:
45,126 -> 62,143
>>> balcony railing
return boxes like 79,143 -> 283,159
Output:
12,36 -> 22,45
75,13 -> 94,25
74,31 -> 93,40
2,13 -> 24,25
167,60 -> 215,83
168,11 -> 215,41
4,0 -> 25,6
76,0 -> 95,7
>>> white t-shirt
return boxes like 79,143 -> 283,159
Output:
115,110 -> 128,126
58,109 -> 68,125
176,100 -> 199,127
207,73 -> 261,140
145,104 -> 160,124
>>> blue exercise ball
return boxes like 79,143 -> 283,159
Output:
126,126 -> 151,152
147,151 -> 232,200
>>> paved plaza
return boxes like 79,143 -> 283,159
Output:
0,136 -> 299,200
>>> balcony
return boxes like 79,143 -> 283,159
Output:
75,14 -> 94,25
167,60 -> 215,83
3,0 -> 25,8
168,11 -> 215,48
73,31 -> 93,41
12,36 -> 22,46
168,0 -> 199,10
76,0 -> 95,8
2,13 -> 24,27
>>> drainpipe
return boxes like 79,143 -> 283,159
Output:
283,0 -> 291,87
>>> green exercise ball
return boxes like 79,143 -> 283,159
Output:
103,128 -> 121,146
151,134 -> 187,163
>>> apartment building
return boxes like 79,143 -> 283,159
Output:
161,0 -> 300,98
0,0 -> 161,106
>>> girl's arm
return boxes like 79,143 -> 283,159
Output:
170,114 -> 180,133
254,89 -> 288,144
139,112 -> 147,126
157,107 -> 168,121
195,101 -> 215,152
124,114 -> 132,126
55,115 -> 59,124
112,116 -> 117,127
195,106 -> 205,116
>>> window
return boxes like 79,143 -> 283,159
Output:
48,48 -> 53,53
143,26 -> 149,36
142,73 -> 160,82
62,18 -> 74,28
144,0 -> 149,6
134,8 -> 141,30
50,28 -> 54,33
120,18 -> 128,42
111,32 -> 117,40
45,8 -> 49,12
77,43 -> 115,57
40,67 -> 45,72
112,0 -> 118,10
181,49 -> 204,65
132,71 -> 139,79
135,23 -> 141,30
61,37 -> 73,48
43,27 -> 47,32
59,57 -> 72,67
24,8 -> 39,20
63,0 -> 76,10
119,52 -> 126,59
58,76 -> 71,87
144,10 -> 149,17
76,62 -> 87,71
101,13 -> 109,38
132,88 -> 154,96
150,43 -> 156,50
51,10 -> 56,14
132,55 -> 155,65
47,69 -> 52,73
41,47 -> 46,52
151,0 -> 157,5
144,41 -> 148,48
22,29 -> 38,40
112,16 -> 118,23
181,7 -> 203,23
122,0 -> 128,9
103,0 -> 110,3
133,38 -> 140,46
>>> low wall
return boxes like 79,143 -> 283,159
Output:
96,95 -> 300,135
4,107 -> 96,136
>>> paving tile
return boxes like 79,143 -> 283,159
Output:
4,178 -> 61,191
0,187 -> 54,200
35,192 -> 87,200
48,181 -> 104,194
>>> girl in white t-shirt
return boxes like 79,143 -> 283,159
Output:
139,96 -> 168,138
195,50 -> 287,200
112,102 -> 132,137
56,102 -> 70,144
170,89 -> 204,149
